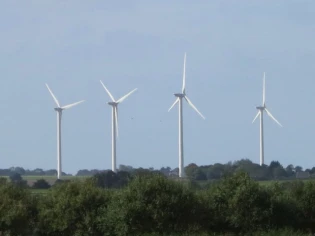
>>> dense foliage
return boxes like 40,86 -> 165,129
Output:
0,172 -> 315,235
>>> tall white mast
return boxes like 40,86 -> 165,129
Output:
169,53 -> 205,177
252,73 -> 282,166
111,105 -> 117,172
100,81 -> 137,172
57,110 -> 62,179
178,96 -> 184,177
46,84 -> 85,179
259,109 -> 264,166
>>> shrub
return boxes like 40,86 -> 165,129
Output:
104,174 -> 204,235
32,179 -> 51,189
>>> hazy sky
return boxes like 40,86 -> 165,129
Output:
1,1 -> 315,173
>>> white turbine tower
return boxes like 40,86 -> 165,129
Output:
168,53 -> 205,178
100,81 -> 137,173
46,84 -> 85,179
252,73 -> 282,166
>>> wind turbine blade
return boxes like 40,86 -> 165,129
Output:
263,72 -> 266,105
265,108 -> 282,127
252,111 -> 260,123
100,80 -> 115,102
184,96 -> 205,119
117,88 -> 137,103
115,106 -> 119,137
61,100 -> 85,110
168,98 -> 179,112
182,52 -> 186,94
46,84 -> 60,107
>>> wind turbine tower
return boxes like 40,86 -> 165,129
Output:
46,84 -> 85,179
168,53 -> 205,178
252,73 -> 282,166
100,81 -> 137,172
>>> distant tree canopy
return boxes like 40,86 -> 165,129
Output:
0,159 -> 313,184
182,159 -> 314,181
9,172 -> 27,187
0,167 -> 67,177
92,170 -> 131,189
9,172 -> 22,182
74,159 -> 314,182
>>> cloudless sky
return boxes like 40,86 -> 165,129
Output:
0,1 -> 315,174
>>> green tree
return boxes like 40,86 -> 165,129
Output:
9,172 -> 22,182
105,174 -> 204,235
207,163 -> 224,179
185,163 -> 198,178
92,170 -> 131,188
194,168 -> 207,180
37,180 -> 111,236
0,181 -> 37,235
9,172 -> 28,188
272,166 -> 287,179
295,166 -> 303,173
207,172 -> 273,233
268,182 -> 300,229
296,181 -> 315,219
285,164 -> 295,177
32,179 -> 51,189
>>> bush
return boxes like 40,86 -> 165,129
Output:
32,179 -> 51,189
205,172 -> 273,233
9,172 -> 28,187
9,172 -> 22,182
92,170 -> 131,188
0,181 -> 37,235
37,180 -> 111,236
104,174 -> 205,235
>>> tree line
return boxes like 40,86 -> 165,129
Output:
3,159 -> 313,182
183,159 -> 313,181
1,171 -> 315,235
75,160 -> 313,180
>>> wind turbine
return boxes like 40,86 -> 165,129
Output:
252,73 -> 282,166
100,81 -> 137,173
46,84 -> 85,179
168,53 -> 205,178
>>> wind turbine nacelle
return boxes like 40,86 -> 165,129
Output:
256,106 -> 265,110
108,102 -> 117,106
174,93 -> 185,98
54,108 -> 62,112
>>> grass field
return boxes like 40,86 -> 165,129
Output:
0,175 -> 89,188
23,175 -> 88,186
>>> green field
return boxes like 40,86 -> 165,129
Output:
0,175 -> 89,190
22,175 -> 86,180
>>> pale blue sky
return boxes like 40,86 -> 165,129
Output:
0,1 -> 315,173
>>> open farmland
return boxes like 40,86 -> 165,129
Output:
0,175 -> 88,186
23,175 -> 88,186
